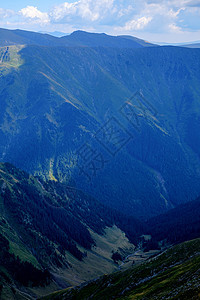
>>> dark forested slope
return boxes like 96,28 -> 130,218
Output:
0,162 -> 143,298
146,195 -> 200,246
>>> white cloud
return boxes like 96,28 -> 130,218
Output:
50,2 -> 78,21
0,8 -> 14,19
115,1 -> 184,33
124,16 -> 152,30
117,5 -> 134,18
168,23 -> 182,32
50,0 -> 115,23
19,6 -> 50,24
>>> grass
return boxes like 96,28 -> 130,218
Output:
9,241 -> 40,267
41,238 -> 200,299
0,45 -> 24,70
59,226 -> 135,287
128,254 -> 200,299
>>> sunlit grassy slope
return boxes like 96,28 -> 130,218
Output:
42,238 -> 200,300
0,45 -> 24,70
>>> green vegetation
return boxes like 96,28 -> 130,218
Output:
0,232 -> 50,299
0,162 -> 140,297
0,162 -> 142,259
0,45 -> 24,71
41,238 -> 200,299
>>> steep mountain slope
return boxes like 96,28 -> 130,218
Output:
146,195 -> 200,246
0,28 -> 59,47
0,162 -> 143,298
119,34 -> 155,47
0,43 -> 200,218
0,232 -> 51,300
42,238 -> 200,300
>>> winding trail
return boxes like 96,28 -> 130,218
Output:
118,250 -> 140,270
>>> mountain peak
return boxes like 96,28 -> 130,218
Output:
62,29 -> 155,48
70,30 -> 107,36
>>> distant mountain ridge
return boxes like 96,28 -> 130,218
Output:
60,30 -> 156,48
0,28 -> 156,48
39,31 -> 69,37
183,43 -> 200,48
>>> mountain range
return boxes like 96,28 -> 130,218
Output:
0,27 -> 200,299
0,28 -> 155,48
0,29 -> 200,219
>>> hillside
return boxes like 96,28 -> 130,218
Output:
0,42 -> 200,218
0,162 -> 143,299
41,238 -> 200,299
146,195 -> 200,246
2,162 -> 200,299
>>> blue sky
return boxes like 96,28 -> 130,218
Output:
0,0 -> 200,43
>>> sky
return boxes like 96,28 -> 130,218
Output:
0,0 -> 200,43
